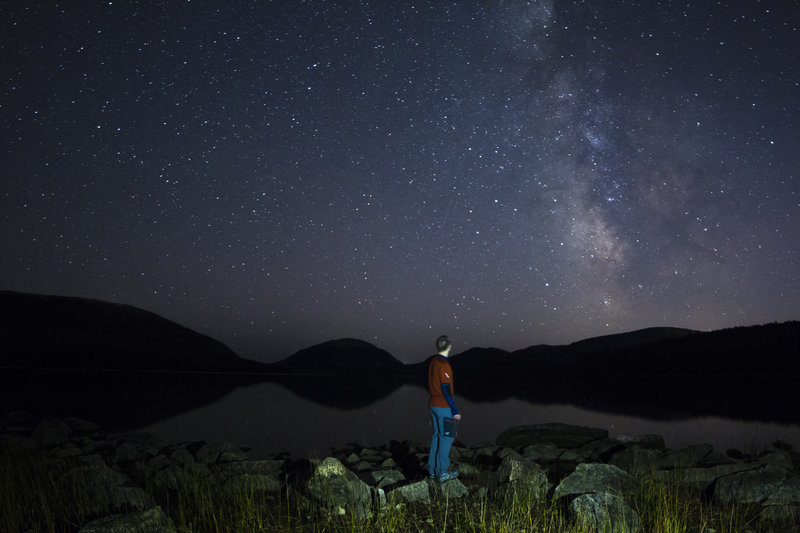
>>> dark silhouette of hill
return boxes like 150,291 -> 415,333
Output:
583,321 -> 800,377
265,338 -> 405,376
403,327 -> 698,379
424,323 -> 798,379
0,290 -> 268,372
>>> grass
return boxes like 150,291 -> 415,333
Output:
1,446 -> 794,533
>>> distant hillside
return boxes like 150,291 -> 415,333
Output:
267,338 -> 404,375
510,326 -> 697,373
589,321 -> 800,377
446,322 -> 799,379
0,291 -> 267,372
435,327 -> 696,376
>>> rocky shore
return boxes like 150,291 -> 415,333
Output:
2,412 -> 799,532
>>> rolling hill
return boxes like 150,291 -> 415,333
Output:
0,291 -> 267,372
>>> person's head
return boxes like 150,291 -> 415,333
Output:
436,335 -> 451,355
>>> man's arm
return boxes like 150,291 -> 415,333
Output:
440,382 -> 459,416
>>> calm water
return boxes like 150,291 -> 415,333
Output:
3,370 -> 798,459
136,379 -> 800,460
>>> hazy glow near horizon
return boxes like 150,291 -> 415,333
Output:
2,3 -> 798,362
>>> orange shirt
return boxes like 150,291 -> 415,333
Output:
428,355 -> 455,408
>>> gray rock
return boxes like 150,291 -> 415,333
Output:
660,444 -> 713,469
168,446 -> 194,466
33,417 -> 73,448
0,433 -> 36,453
62,461 -> 153,518
78,506 -> 175,533
371,469 -> 406,489
670,462 -> 759,493
610,446 -> 663,474
456,463 -> 479,477
497,447 -> 521,461
113,442 -> 146,464
213,458 -> 284,477
497,455 -> 552,500
759,451 -> 795,473
306,457 -> 373,518
554,463 -> 634,500
195,441 -> 247,463
580,438 -> 626,463
570,492 -> 640,533
441,478 -> 469,498
386,480 -> 430,503
759,503 -> 800,527
360,447 -> 380,458
150,464 -> 190,492
450,446 -> 470,460
346,453 -> 360,464
497,423 -> 608,449
474,446 -> 503,465
55,446 -> 84,458
214,459 -> 285,494
714,467 -> 798,504
523,442 -> 563,463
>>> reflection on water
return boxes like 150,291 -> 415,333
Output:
3,370 -> 799,459
138,380 -> 800,460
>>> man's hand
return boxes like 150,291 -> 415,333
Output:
453,414 -> 462,421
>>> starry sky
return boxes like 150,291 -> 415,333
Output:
2,2 -> 798,364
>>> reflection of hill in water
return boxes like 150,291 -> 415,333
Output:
453,374 -> 800,425
267,374 -> 405,410
262,372 -> 800,425
0,369 -> 266,432
5,369 -> 799,432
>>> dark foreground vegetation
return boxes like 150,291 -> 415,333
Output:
0,450 -> 774,532
2,438 -> 796,533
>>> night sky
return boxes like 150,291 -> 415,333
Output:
3,2 -> 798,364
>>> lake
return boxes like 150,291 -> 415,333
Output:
3,370 -> 799,459
137,377 -> 800,459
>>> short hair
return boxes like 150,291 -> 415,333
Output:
436,335 -> 451,352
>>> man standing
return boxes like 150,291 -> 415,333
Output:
427,335 -> 461,482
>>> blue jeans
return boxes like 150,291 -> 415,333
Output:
428,406 -> 455,478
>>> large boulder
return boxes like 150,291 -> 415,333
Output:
715,466 -> 800,505
669,463 -> 759,493
571,492 -> 640,533
497,423 -> 608,449
610,446 -> 663,474
442,478 -> 469,498
306,457 -> 373,518
33,417 -> 73,448
497,455 -> 551,499
660,444 -> 713,469
61,461 -> 153,519
554,463 -> 634,500
213,459 -> 285,494
386,480 -> 430,504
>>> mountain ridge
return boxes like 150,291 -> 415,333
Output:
0,290 -> 267,372
2,290 -> 797,377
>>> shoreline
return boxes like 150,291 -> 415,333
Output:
3,412 -> 800,531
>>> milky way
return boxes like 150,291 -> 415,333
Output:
2,2 -> 798,362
